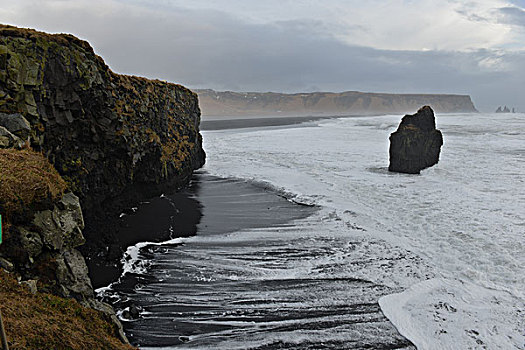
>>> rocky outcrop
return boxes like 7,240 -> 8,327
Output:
0,24 -> 206,345
0,190 -> 128,342
0,112 -> 29,148
0,24 -> 205,253
388,106 -> 443,174
2,192 -> 89,298
495,106 -> 513,113
197,89 -> 478,117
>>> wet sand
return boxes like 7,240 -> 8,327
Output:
200,114 -> 365,131
88,172 -> 316,288
87,114 -> 334,287
103,173 -> 414,349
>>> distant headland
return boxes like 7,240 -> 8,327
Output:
196,89 -> 478,117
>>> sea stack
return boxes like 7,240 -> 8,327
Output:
388,106 -> 443,174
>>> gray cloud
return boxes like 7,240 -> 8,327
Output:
1,0 -> 524,112
498,6 -> 525,25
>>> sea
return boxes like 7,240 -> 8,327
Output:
99,112 -> 525,349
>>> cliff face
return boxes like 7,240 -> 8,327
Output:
0,25 -> 206,346
0,147 -> 130,344
0,25 -> 205,217
197,89 -> 478,117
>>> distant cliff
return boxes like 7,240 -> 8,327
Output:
197,89 -> 478,117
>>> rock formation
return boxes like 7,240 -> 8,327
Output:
1,24 -> 205,208
0,147 -> 128,343
197,89 -> 478,117
495,106 -> 513,113
0,24 -> 206,345
0,24 -> 205,254
388,106 -> 443,174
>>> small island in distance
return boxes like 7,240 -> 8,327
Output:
495,106 -> 518,113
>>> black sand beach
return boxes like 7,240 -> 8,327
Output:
88,171 -> 316,288
101,171 -> 414,349
200,114 -> 362,131
88,115 -> 331,288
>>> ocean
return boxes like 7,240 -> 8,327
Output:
100,112 -> 524,349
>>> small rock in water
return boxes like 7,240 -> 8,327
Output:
122,304 -> 141,319
388,105 -> 443,174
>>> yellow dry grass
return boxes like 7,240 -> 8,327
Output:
0,269 -> 135,350
0,149 -> 67,220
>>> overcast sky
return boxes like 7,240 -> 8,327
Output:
1,0 -> 524,112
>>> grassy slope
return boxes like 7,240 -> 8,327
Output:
0,148 -> 66,221
0,269 -> 134,350
0,149 -> 134,349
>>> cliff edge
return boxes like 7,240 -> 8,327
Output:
0,24 -> 205,252
0,24 -> 206,348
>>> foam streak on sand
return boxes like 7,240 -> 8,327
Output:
95,237 -> 189,297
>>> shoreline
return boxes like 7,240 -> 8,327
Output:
100,171 -> 417,348
200,114 -> 370,130
95,172 -> 319,346
89,172 -> 317,289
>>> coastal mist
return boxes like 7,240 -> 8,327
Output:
100,113 -> 525,349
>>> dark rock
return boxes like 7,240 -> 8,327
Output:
388,106 -> 443,174
0,257 -> 14,272
55,249 -> 94,300
0,126 -> 22,148
122,304 -> 141,320
18,227 -> 44,262
495,106 -> 503,113
503,106 -> 510,113
32,192 -> 85,251
0,113 -> 31,139
1,192 -> 90,300
0,25 -> 206,262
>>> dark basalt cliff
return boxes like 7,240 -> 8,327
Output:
0,24 -> 205,250
0,24 -> 206,347
197,89 -> 478,117
389,106 -> 443,174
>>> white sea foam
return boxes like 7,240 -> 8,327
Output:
202,113 -> 525,349
379,277 -> 524,349
121,237 -> 188,276
95,236 -> 190,297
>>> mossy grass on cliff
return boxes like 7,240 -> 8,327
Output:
0,148 -> 67,222
0,24 -> 94,53
0,269 -> 134,350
